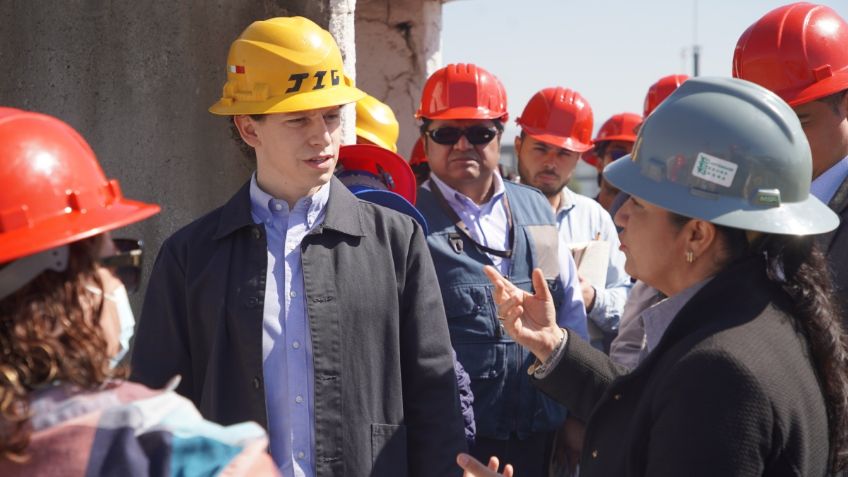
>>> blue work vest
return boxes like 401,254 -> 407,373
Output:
416,180 -> 568,439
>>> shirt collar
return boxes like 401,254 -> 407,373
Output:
555,187 -> 577,215
811,155 -> 848,205
642,277 -> 712,353
249,173 -> 330,229
428,172 -> 506,212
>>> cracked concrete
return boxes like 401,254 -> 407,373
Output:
355,0 -> 443,159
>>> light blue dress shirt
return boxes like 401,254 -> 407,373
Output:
426,174 -> 588,339
249,175 -> 329,477
811,155 -> 848,204
555,187 -> 631,334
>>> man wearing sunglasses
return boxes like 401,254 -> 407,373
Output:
414,64 -> 589,476
131,17 -> 467,477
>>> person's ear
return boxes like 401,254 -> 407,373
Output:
233,115 -> 261,148
685,219 -> 718,262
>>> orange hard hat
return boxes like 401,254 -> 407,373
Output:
643,74 -> 690,117
732,2 -> 848,106
415,63 -> 508,122
0,109 -> 160,265
516,87 -> 594,152
409,137 -> 427,166
593,112 -> 643,144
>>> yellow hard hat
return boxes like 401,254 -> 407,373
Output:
355,94 -> 399,152
209,17 -> 365,115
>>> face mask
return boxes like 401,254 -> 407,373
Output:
86,284 -> 136,368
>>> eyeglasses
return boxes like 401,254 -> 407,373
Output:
425,126 -> 499,146
99,238 -> 144,293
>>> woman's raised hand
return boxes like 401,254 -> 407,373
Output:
483,265 -> 564,362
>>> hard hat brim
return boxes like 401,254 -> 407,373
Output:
592,134 -> 637,144
782,71 -> 848,107
523,129 -> 593,153
417,106 -> 508,122
208,84 -> 367,116
0,199 -> 160,264
604,154 -> 839,236
350,188 -> 429,234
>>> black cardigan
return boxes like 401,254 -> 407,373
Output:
534,255 -> 830,476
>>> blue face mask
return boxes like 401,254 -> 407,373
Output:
86,284 -> 135,368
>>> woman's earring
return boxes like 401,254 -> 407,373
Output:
685,250 -> 695,263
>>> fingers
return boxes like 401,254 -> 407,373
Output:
503,464 -> 514,477
487,456 -> 500,470
531,268 -> 553,303
457,453 -> 498,476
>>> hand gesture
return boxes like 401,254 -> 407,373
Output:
456,453 -> 514,477
483,265 -> 564,362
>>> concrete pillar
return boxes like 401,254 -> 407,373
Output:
355,0 -> 443,159
328,0 -> 359,145
0,1 -> 340,309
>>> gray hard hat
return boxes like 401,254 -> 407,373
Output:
604,76 -> 838,235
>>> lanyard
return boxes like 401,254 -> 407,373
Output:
429,180 -> 514,259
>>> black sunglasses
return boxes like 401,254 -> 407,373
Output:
99,238 -> 144,293
426,126 -> 499,146
606,149 -> 629,161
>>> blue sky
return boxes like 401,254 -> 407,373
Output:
442,0 -> 848,138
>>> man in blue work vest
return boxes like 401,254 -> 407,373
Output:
414,63 -> 589,476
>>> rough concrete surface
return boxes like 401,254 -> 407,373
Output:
0,1 -> 333,310
355,0 -> 443,159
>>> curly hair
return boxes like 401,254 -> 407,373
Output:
0,236 -> 124,461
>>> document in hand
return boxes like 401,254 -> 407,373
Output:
570,240 -> 610,342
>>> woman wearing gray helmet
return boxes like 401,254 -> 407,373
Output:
458,77 -> 848,476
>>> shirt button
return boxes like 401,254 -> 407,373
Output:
295,395 -> 304,404
290,291 -> 297,298
274,203 -> 283,211
292,341 -> 301,349
591,450 -> 598,459
296,451 -> 305,459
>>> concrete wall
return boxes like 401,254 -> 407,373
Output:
355,0 -> 443,159
0,1 -> 335,309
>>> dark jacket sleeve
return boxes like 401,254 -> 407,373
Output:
644,350 -> 772,476
400,222 -> 468,477
532,332 -> 629,421
452,349 -> 476,447
130,236 -> 194,398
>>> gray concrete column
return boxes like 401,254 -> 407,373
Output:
355,0 -> 443,159
0,1 -> 335,308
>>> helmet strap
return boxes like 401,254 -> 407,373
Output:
0,246 -> 69,301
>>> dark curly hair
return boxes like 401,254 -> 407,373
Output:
0,235 -> 124,462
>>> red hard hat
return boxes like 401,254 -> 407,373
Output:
335,144 -> 418,205
732,2 -> 848,106
409,137 -> 427,166
643,74 -> 690,117
415,63 -> 508,122
593,112 -> 643,144
516,87 -> 594,152
0,110 -> 160,264
581,149 -> 600,167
